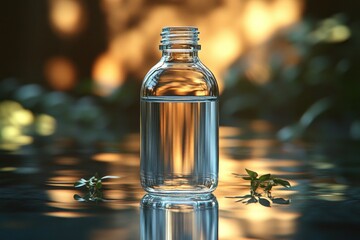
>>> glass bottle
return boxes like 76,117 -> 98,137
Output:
140,26 -> 219,195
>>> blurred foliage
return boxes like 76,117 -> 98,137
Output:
221,14 -> 360,141
1,14 -> 359,151
0,78 -> 139,151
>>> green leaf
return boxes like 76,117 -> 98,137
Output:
74,181 -> 87,188
251,180 -> 259,192
89,176 -> 96,185
83,193 -> 91,201
245,169 -> 258,179
273,179 -> 291,188
259,174 -> 271,182
242,177 -> 252,180
73,194 -> 86,202
101,176 -> 120,180
96,181 -> 102,190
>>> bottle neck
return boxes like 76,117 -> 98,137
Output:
162,47 -> 199,62
160,27 -> 200,62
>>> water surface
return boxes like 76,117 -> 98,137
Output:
0,121 -> 359,239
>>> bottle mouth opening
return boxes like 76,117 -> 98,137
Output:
160,26 -> 200,50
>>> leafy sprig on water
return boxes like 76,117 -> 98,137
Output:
228,169 -> 291,207
73,173 -> 119,202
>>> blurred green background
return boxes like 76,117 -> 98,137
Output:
0,0 -> 359,151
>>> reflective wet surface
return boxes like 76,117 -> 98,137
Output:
1,121 -> 360,240
141,194 -> 218,240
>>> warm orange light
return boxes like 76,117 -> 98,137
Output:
49,0 -> 85,37
44,56 -> 77,90
245,62 -> 271,85
219,126 -> 242,138
219,218 -> 243,239
47,189 -> 81,210
250,119 -> 274,132
44,211 -> 91,218
209,30 -> 243,67
271,0 -> 303,28
92,153 -> 139,167
96,0 -> 303,93
202,29 -> 243,92
109,30 -> 146,71
54,157 -> 79,165
92,53 -> 125,96
242,0 -> 274,45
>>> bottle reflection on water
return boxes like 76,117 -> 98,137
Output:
140,194 -> 218,240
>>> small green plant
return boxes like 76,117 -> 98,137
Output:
228,169 -> 291,207
73,173 -> 119,202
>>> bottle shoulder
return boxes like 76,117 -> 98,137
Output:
141,60 -> 219,97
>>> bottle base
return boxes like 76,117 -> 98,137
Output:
141,174 -> 217,196
140,193 -> 218,210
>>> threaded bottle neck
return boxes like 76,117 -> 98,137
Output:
160,26 -> 201,51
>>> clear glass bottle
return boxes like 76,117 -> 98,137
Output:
140,26 -> 219,195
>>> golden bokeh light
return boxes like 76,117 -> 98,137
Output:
243,0 -> 274,45
0,101 -> 34,150
99,0 -> 302,92
92,153 -> 139,166
47,189 -> 80,210
49,0 -> 86,37
92,53 -> 125,96
109,29 -> 145,72
219,126 -> 243,138
207,30 -> 243,69
271,0 -> 303,28
44,211 -> 91,218
44,56 -> 77,90
249,119 -> 274,132
201,29 -> 244,92
36,114 -> 57,136
45,0 -> 303,93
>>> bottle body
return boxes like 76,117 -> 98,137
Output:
141,96 -> 218,194
140,27 -> 219,195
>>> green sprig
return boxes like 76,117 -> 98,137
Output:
229,169 -> 291,207
73,173 -> 119,202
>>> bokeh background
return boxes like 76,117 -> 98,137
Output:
1,1 -> 360,239
0,0 -> 359,149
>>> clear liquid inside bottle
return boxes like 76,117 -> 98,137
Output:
140,27 -> 219,195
